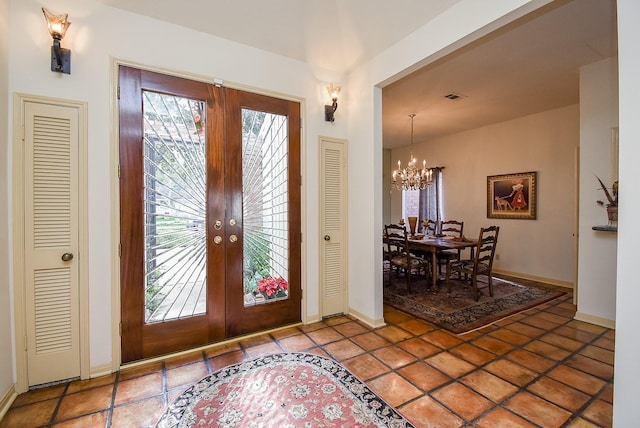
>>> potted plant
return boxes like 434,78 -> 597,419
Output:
257,276 -> 288,299
595,175 -> 618,226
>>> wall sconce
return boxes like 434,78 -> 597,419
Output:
42,7 -> 71,74
324,83 -> 341,122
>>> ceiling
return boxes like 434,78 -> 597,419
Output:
99,0 -> 617,149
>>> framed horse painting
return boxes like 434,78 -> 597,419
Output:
487,171 -> 537,220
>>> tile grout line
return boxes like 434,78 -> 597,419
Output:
104,371 -> 120,428
44,382 -> 70,428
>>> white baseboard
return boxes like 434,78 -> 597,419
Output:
493,269 -> 574,289
574,312 -> 616,329
304,314 -> 321,324
90,362 -> 114,379
0,383 -> 17,422
348,307 -> 386,329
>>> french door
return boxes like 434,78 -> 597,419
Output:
119,66 -> 301,363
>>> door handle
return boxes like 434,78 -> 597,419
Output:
229,234 -> 238,243
61,253 -> 74,262
324,235 -> 330,241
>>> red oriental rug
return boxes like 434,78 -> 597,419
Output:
384,273 -> 566,334
156,352 -> 414,428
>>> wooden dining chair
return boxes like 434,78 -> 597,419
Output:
383,224 -> 403,273
384,224 -> 430,292
437,220 -> 464,274
445,225 -> 499,301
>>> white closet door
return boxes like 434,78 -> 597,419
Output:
320,137 -> 347,317
23,101 -> 80,386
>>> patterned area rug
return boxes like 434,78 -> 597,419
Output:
384,273 -> 566,334
156,352 -> 414,428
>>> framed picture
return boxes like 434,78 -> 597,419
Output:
487,171 -> 537,219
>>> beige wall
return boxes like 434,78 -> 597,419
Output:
390,104 -> 578,284
577,57 -> 618,323
0,0 -> 15,409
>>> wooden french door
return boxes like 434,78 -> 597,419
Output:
119,66 -> 301,363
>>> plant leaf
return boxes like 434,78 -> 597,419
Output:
595,175 -> 615,205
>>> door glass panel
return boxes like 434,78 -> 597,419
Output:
242,109 -> 289,306
142,91 -> 207,323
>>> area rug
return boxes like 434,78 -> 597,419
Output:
384,273 -> 566,334
156,352 -> 414,428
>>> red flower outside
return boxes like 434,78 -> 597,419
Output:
258,276 -> 288,297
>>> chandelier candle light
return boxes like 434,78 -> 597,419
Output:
392,114 -> 433,190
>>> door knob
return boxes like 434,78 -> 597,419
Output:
324,235 -> 330,241
213,236 -> 222,244
229,234 -> 238,243
61,253 -> 74,261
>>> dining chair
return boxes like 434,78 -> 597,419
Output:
445,225 -> 499,301
383,224 -> 403,273
384,223 -> 430,292
437,220 -> 464,274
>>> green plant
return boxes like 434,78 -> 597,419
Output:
595,175 -> 618,207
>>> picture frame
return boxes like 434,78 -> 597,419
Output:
487,171 -> 537,220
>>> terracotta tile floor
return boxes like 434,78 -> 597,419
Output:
1,279 -> 614,428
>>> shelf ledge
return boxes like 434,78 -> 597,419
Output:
592,225 -> 617,232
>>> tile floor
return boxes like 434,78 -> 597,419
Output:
1,278 -> 613,427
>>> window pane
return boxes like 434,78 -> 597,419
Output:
142,91 -> 207,323
242,109 -> 289,306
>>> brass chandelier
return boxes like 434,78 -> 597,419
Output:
392,114 -> 433,190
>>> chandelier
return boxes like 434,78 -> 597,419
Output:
392,114 -> 433,190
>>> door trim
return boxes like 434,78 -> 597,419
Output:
12,93 -> 89,393
110,58 -> 308,368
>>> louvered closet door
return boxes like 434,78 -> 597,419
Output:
320,138 -> 347,317
24,102 -> 80,386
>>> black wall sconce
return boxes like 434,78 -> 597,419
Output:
324,83 -> 341,122
42,7 -> 71,74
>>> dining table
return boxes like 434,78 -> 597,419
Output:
407,235 -> 478,292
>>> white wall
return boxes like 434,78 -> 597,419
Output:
0,0 -> 15,405
577,58 -> 618,324
614,0 -> 640,425
7,0 -> 347,371
390,105 -> 578,284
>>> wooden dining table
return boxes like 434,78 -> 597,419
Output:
407,236 -> 478,292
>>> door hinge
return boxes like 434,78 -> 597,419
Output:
118,164 -> 121,178
118,243 -> 122,257
119,322 -> 122,336
24,335 -> 28,352
117,86 -> 120,99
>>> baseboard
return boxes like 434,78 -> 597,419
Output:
90,362 -> 114,379
574,312 -> 615,329
0,383 -> 17,422
305,314 -> 321,325
493,269 -> 574,289
348,307 -> 386,329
